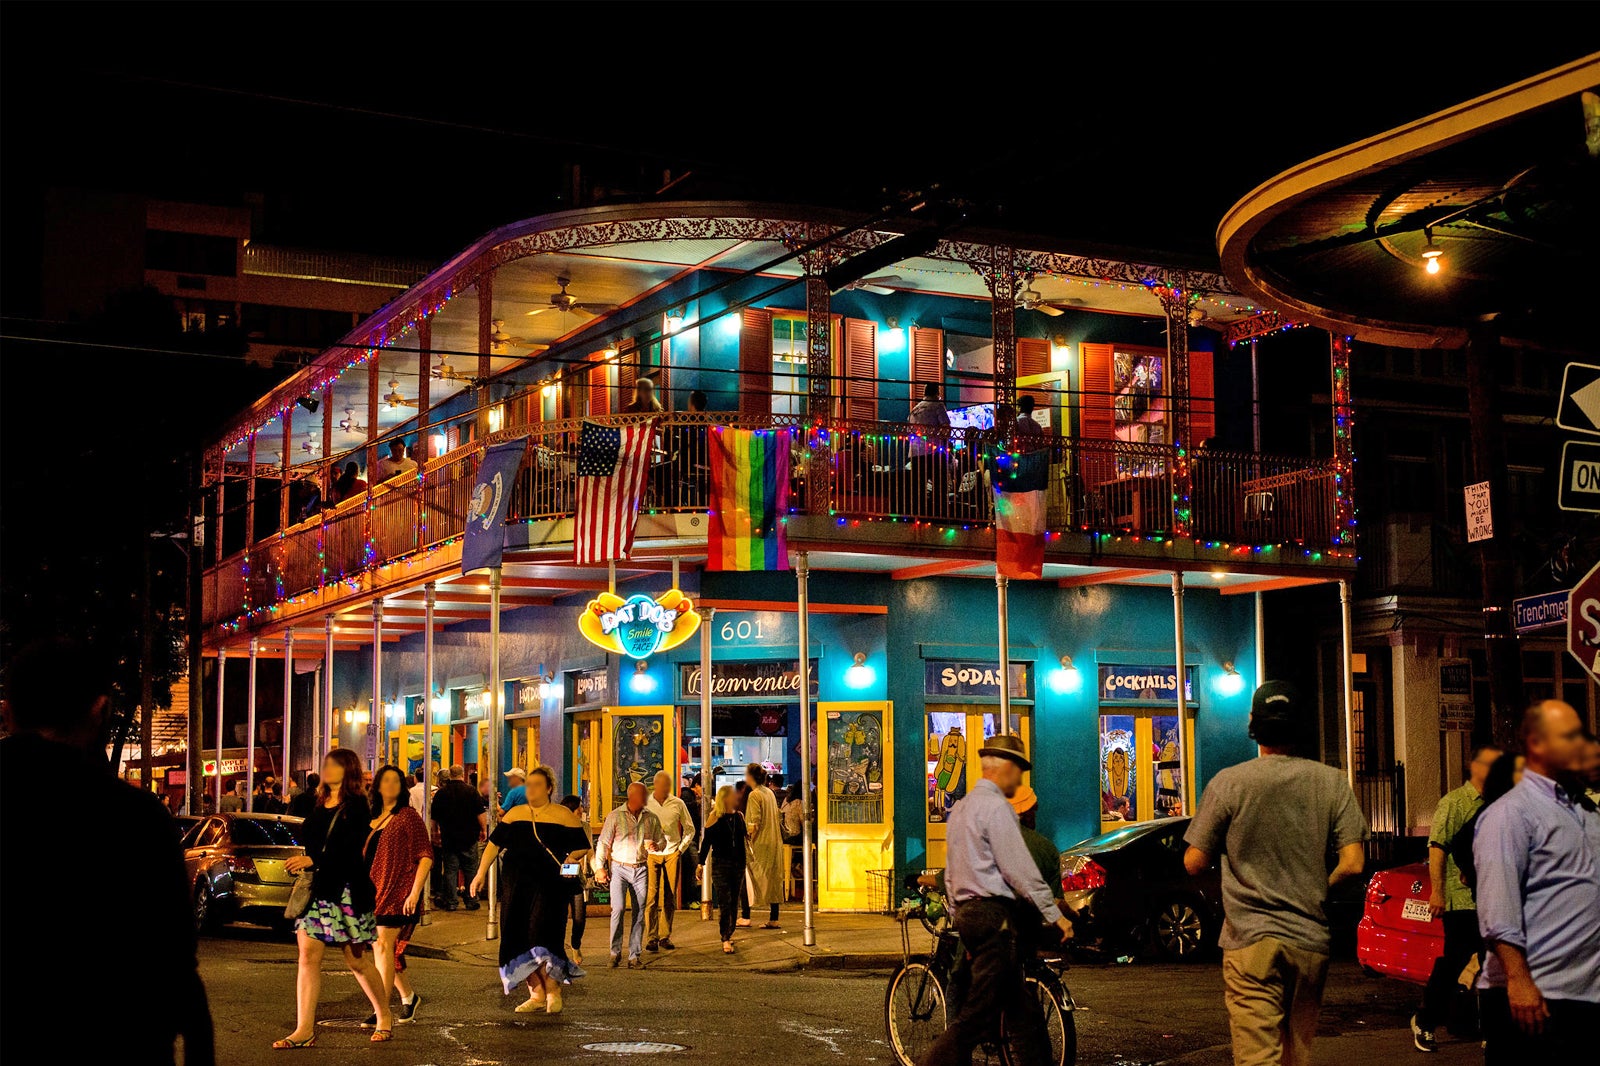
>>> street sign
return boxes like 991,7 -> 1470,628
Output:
1464,481 -> 1493,542
1566,561 -> 1600,683
1556,362 -> 1600,435
1514,590 -> 1569,633
1438,658 -> 1474,731
1558,441 -> 1600,514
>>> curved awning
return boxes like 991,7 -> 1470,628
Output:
1218,55 -> 1600,348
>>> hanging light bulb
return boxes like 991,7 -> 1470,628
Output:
1420,227 -> 1444,275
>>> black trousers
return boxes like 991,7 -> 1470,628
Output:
921,898 -> 1048,1066
1417,910 -> 1480,1030
712,864 -> 744,942
568,890 -> 586,949
1481,991 -> 1598,1064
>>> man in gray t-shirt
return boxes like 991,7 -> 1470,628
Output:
1184,681 -> 1368,1066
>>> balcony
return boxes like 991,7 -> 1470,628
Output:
203,411 -> 1346,631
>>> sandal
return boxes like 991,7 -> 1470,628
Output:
722,941 -> 735,953
759,922 -> 782,929
370,1029 -> 393,1043
735,918 -> 752,927
272,1035 -> 317,1049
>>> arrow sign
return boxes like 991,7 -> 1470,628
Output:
1558,440 -> 1600,514
1556,362 -> 1600,435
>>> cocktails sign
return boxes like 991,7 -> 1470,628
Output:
578,589 -> 701,660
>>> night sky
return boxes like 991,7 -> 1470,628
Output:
0,3 -> 1591,689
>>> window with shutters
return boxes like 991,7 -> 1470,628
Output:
842,317 -> 878,422
771,314 -> 808,416
744,312 -> 841,417
910,327 -> 945,403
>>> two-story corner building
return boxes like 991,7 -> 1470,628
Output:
195,200 -> 1358,909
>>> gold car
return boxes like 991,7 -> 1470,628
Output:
182,813 -> 305,932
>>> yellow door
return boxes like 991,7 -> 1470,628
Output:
598,706 -> 676,823
572,712 -> 600,831
924,707 -> 1033,869
1098,710 -> 1196,835
817,700 -> 893,911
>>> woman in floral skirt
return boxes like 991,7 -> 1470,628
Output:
469,765 -> 589,1014
274,748 -> 391,1048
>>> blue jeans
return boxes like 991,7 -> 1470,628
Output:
609,863 -> 648,960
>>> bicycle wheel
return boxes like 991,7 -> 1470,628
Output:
999,974 -> 1075,1066
885,962 -> 947,1066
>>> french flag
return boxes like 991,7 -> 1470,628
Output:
991,449 -> 1048,579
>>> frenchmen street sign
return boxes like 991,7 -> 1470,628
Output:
1513,590 -> 1569,634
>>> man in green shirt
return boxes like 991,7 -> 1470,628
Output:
1412,744 -> 1500,1052
1010,785 -> 1062,908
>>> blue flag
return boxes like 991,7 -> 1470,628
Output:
462,438 -> 527,575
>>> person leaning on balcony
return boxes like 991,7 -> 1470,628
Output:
1,636 -> 216,1065
627,377 -> 665,414
1409,742 -> 1501,1052
671,390 -> 710,506
334,461 -> 368,504
375,439 -> 417,483
907,382 -> 951,515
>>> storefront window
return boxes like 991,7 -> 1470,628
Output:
1099,714 -> 1136,823
1099,709 -> 1189,828
1150,714 -> 1185,819
689,704 -> 788,791
825,708 -> 883,825
927,710 -> 970,823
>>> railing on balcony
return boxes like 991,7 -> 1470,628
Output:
241,244 -> 433,290
206,413 -> 1340,626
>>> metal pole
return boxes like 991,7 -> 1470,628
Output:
1172,573 -> 1192,815
671,556 -> 680,590
370,603 -> 383,769
698,606 -> 715,829
1250,338 -> 1261,454
246,637 -> 259,810
139,529 -> 154,792
487,565 -> 503,940
1340,580 -> 1357,790
422,582 -> 436,927
215,648 -> 226,812
1254,592 -> 1267,686
323,615 -> 335,757
282,629 -> 293,795
996,575 -> 1012,736
311,665 -> 321,771
187,459 -> 204,816
795,552 -> 816,947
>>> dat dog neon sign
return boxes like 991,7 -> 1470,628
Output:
578,589 -> 701,660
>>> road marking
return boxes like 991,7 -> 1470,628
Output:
781,1020 -> 852,1056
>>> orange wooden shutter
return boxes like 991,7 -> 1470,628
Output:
739,308 -> 772,416
1188,350 -> 1215,447
563,370 -> 581,420
1017,337 -> 1050,409
1079,342 -> 1116,488
910,326 -> 944,401
843,317 -> 878,421
617,341 -> 638,405
587,353 -> 611,416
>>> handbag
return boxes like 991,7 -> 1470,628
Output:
285,805 -> 344,919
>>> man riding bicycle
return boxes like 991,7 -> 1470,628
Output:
922,734 -> 1073,1066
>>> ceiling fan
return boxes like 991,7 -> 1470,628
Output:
384,380 -> 417,408
841,274 -> 902,296
1017,283 -> 1064,317
524,275 -> 618,319
430,353 -> 471,383
337,408 -> 367,435
488,318 -> 548,355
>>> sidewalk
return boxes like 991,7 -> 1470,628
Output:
407,900 -> 907,973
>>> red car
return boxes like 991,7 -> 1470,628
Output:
1356,862 -> 1444,984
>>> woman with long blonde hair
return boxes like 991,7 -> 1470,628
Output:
699,785 -> 747,954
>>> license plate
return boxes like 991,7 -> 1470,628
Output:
1401,899 -> 1433,923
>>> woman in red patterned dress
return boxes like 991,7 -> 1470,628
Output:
364,765 -> 434,1029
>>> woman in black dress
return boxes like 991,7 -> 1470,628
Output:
469,766 -> 589,1014
275,748 -> 392,1048
701,785 -> 747,954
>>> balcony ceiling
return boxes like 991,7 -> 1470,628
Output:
1219,56 -> 1600,348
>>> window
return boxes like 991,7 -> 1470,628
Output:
146,229 -> 237,276
771,314 -> 808,416
196,820 -> 225,848
229,819 -> 305,847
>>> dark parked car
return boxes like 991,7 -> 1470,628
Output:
180,813 -> 305,932
171,813 -> 203,841
1058,817 -> 1222,960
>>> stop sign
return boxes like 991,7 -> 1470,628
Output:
1567,561 -> 1600,682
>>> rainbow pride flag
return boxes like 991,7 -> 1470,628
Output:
707,427 -> 792,571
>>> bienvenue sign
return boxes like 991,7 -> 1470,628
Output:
679,660 -> 819,700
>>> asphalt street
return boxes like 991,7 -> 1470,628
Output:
196,926 -> 1483,1065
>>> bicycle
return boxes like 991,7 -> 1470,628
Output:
884,872 -> 1076,1066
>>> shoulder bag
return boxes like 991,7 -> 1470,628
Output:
285,804 -> 344,919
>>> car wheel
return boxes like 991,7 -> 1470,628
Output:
1153,898 -> 1207,960
192,879 -> 218,934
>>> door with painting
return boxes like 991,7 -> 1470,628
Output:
572,712 -> 600,832
924,707 -> 1033,868
816,701 -> 893,911
1097,710 -> 1195,835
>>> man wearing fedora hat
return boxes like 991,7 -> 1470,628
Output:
922,733 -> 1073,1066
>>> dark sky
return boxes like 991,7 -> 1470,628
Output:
0,3 -> 1591,683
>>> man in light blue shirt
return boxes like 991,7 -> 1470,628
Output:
1474,700 -> 1600,1063
500,768 -> 527,815
922,734 -> 1071,1066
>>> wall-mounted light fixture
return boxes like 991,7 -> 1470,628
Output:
296,395 -> 319,414
845,652 -> 876,689
878,316 -> 906,355
629,659 -> 658,695
385,699 -> 403,723
542,381 -> 560,400
1049,655 -> 1083,694
539,674 -> 557,701
664,307 -> 687,334
720,312 -> 743,339
487,405 -> 505,433
1215,661 -> 1246,697
430,691 -> 450,720
432,432 -> 447,457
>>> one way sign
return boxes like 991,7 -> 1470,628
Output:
1556,363 -> 1600,435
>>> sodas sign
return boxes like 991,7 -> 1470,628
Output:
1566,561 -> 1600,683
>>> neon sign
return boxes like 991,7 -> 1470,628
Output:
578,589 -> 702,660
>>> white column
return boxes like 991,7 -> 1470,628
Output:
1172,573 -> 1192,815
246,636 -> 259,810
422,582 -> 436,927
282,629 -> 294,790
215,648 -> 226,811
795,553 -> 816,947
1255,592 -> 1266,686
996,575 -> 1012,735
486,566 -> 503,941
1341,580 -> 1356,790
323,615 -> 335,757
370,603 -> 383,769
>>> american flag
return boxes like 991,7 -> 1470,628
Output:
574,420 -> 657,565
